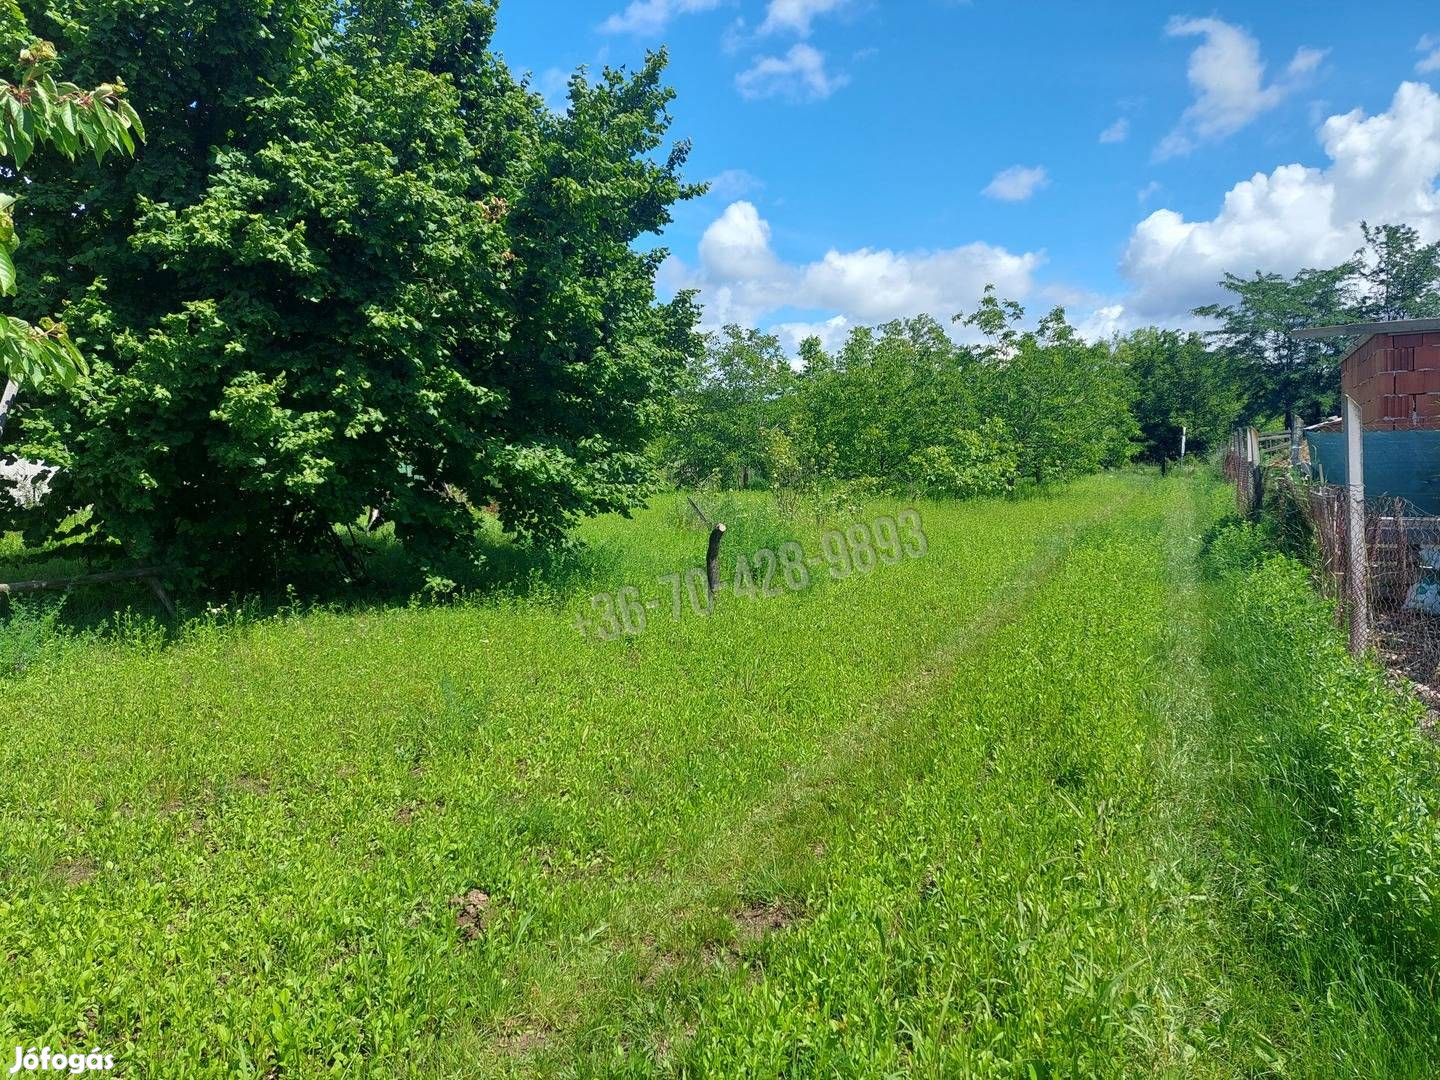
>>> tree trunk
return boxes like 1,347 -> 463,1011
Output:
0,378 -> 18,440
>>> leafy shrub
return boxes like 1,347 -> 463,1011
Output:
1258,470 -> 1317,561
1198,518 -> 1272,580
755,426 -> 872,524
906,422 -> 1018,500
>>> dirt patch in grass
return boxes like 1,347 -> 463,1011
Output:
54,857 -> 96,886
495,1023 -> 551,1058
732,900 -> 800,942
70,1006 -> 99,1041
396,798 -> 444,825
449,888 -> 492,941
233,774 -> 270,795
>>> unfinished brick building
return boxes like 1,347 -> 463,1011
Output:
1297,319 -> 1440,513
1339,325 -> 1440,430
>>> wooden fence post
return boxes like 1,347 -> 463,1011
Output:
1343,394 -> 1369,656
1179,425 -> 1187,463
706,523 -> 726,602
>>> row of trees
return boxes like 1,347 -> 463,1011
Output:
665,223 -> 1440,504
661,292 -> 1236,500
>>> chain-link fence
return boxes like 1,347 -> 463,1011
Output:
1301,483 -> 1440,704
1229,421 -> 1440,708
1222,447 -> 1260,518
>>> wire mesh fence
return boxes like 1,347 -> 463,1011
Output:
1302,483 -> 1440,702
1224,417 -> 1440,706
1222,447 -> 1260,518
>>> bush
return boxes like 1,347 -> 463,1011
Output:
1198,518 -> 1272,580
0,596 -> 66,677
906,422 -> 1018,500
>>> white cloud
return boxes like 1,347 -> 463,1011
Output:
770,315 -> 853,355
1075,304 -> 1128,343
698,201 -> 784,284
982,165 -> 1050,202
759,0 -> 845,36
736,44 -> 848,102
1137,180 -> 1162,203
599,0 -> 723,35
1419,35 -> 1440,75
706,169 -> 765,200
1120,80 -> 1440,321
1099,118 -> 1130,144
1156,17 -> 1324,159
1288,46 -> 1327,78
670,200 -> 1044,334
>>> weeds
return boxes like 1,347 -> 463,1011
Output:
0,595 -> 66,677
0,474 -> 1436,1076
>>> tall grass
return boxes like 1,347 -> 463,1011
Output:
2,477 -> 1437,1076
1199,519 -> 1440,1073
0,476 -> 1141,1077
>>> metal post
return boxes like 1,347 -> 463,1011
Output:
1343,395 -> 1369,656
1244,426 -> 1262,515
1179,425 -> 1187,463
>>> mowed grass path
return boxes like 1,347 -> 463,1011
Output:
1,474 -> 1432,1076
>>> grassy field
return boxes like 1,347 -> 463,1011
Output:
2,472 -> 1437,1077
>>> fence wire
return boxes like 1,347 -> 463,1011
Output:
1224,429 -> 1440,708
1222,448 -> 1260,518
1302,483 -> 1440,703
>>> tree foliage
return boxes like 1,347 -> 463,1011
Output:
664,299 -> 1138,503
974,304 -> 1137,483
662,325 -> 794,488
1353,222 -> 1440,322
0,32 -> 140,396
4,0 -> 699,579
1195,222 -> 1440,426
1195,265 -> 1354,427
1116,327 -> 1243,462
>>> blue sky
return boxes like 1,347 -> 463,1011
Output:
493,1 -> 1440,347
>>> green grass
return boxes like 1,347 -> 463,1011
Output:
1,472 -> 1437,1077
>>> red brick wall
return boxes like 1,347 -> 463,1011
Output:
1340,332 -> 1440,429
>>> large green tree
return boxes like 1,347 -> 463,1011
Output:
1352,221 -> 1440,322
4,0 -> 700,579
1116,327 -> 1241,462
1195,265 -> 1354,427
